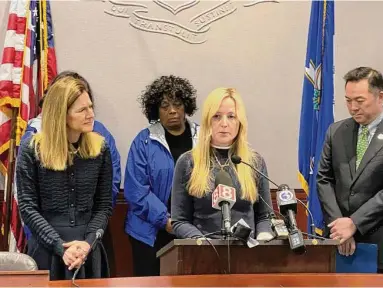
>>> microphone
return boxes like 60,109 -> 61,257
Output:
230,155 -> 316,236
270,217 -> 289,239
230,155 -> 288,239
231,155 -> 306,253
72,229 -> 104,284
277,185 -> 305,254
231,155 -> 279,187
212,170 -> 236,235
231,218 -> 258,248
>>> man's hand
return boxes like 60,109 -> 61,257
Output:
166,218 -> 172,233
328,217 -> 357,243
62,241 -> 91,270
337,236 -> 356,256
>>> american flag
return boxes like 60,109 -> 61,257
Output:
0,0 -> 57,252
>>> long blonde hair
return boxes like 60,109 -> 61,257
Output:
188,88 -> 258,203
32,76 -> 104,170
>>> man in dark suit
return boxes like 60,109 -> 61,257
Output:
317,67 -> 383,271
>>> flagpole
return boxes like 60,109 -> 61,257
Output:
42,0 -> 48,89
39,0 -> 45,101
2,108 -> 18,251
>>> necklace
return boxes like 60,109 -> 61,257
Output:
70,149 -> 79,154
213,151 -> 231,170
69,144 -> 79,155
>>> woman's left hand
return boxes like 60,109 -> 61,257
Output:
62,241 -> 91,270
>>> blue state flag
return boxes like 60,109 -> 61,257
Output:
298,0 -> 335,235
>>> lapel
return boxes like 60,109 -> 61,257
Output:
342,119 -> 358,180
352,120 -> 383,187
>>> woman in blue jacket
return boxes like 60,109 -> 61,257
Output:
125,75 -> 199,276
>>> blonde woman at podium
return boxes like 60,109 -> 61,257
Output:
171,88 -> 274,241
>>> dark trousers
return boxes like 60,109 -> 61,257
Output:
129,230 -> 175,277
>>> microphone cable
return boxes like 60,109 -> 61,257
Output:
194,234 -> 227,274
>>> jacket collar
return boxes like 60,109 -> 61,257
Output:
27,114 -> 42,131
148,118 -> 199,152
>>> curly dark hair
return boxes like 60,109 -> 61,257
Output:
40,70 -> 93,108
139,75 -> 197,122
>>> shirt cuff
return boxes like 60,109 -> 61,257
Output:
54,239 -> 65,257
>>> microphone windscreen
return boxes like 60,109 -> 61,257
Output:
231,155 -> 242,164
214,170 -> 233,187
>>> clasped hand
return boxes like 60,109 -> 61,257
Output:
328,217 -> 357,256
62,241 -> 91,271
328,217 -> 356,244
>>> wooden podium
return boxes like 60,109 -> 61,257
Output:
0,270 -> 49,287
157,239 -> 339,276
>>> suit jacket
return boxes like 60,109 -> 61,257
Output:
317,117 -> 383,268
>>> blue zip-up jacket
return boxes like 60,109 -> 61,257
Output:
124,120 -> 199,247
19,115 -> 121,239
